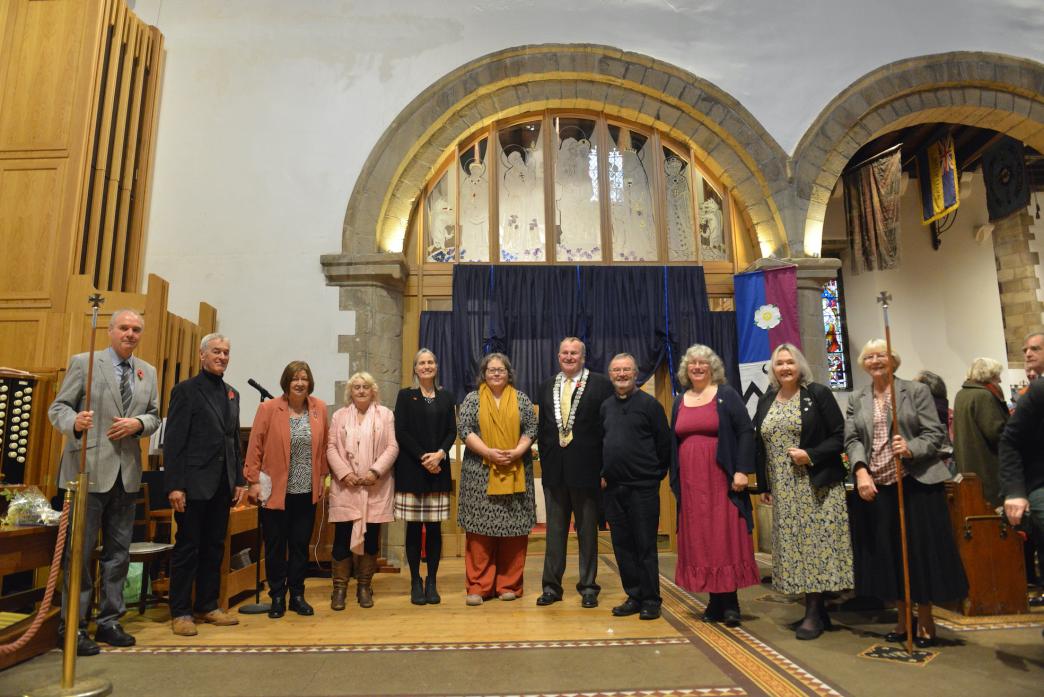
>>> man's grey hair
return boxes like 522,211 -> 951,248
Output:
1024,331 -> 1044,344
200,333 -> 230,352
608,353 -> 638,369
108,309 -> 143,329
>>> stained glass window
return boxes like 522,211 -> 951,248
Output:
416,110 -> 735,266
821,276 -> 851,390
498,121 -> 545,262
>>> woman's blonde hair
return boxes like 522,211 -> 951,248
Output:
967,357 -> 1003,383
676,344 -> 726,388
767,343 -> 813,389
857,339 -> 901,370
344,371 -> 379,405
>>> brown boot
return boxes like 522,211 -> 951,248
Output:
331,556 -> 352,611
356,554 -> 376,608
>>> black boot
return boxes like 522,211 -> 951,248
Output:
702,593 -> 724,622
268,594 -> 286,619
425,575 -> 441,605
289,593 -> 314,616
411,577 -> 427,606
722,591 -> 741,627
795,593 -> 824,640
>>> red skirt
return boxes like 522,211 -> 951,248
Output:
674,403 -> 760,593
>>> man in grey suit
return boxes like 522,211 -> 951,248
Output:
48,309 -> 160,656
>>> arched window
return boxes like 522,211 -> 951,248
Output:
418,110 -> 730,264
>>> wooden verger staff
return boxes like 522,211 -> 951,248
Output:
41,293 -> 113,697
877,290 -> 914,656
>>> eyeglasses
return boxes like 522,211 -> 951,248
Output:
485,368 -> 507,375
609,368 -> 635,375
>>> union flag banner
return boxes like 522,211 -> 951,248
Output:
917,135 -> 959,224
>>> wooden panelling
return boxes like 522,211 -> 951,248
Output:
0,162 -> 62,297
0,0 -> 92,152
0,317 -> 44,367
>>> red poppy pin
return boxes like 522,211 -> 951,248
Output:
136,368 -> 144,380
228,389 -> 235,400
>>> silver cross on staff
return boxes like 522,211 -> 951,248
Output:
876,291 -> 892,308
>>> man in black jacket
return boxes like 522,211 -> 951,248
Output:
535,338 -> 613,608
164,333 -> 247,636
600,353 -> 671,620
1001,333 -> 1044,591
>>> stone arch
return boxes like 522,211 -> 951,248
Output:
334,44 -> 791,261
792,51 -> 1044,256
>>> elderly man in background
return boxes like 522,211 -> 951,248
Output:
48,309 -> 160,655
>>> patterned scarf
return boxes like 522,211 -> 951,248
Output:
342,402 -> 382,553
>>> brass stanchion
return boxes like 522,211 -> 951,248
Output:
27,295 -> 112,697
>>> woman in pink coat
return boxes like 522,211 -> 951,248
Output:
326,371 -> 399,609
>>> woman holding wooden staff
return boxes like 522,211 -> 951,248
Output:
844,339 -> 968,648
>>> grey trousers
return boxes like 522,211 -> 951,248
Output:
540,484 -> 601,598
61,477 -> 136,630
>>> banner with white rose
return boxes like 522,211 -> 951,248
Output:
734,265 -> 801,416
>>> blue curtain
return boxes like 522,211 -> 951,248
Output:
707,311 -> 741,389
431,265 -> 717,403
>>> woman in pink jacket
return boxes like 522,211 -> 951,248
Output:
326,371 -> 399,609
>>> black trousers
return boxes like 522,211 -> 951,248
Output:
261,493 -> 316,597
170,479 -> 231,618
331,521 -> 380,560
603,482 -> 661,607
540,484 -> 601,598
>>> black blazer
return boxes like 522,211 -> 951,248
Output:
752,382 -> 845,493
164,371 -> 244,500
536,371 -> 614,489
393,387 -> 456,494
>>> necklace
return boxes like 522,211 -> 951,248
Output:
553,368 -> 589,446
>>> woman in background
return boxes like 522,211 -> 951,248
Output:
952,357 -> 1009,507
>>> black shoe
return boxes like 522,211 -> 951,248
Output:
886,618 -> 915,643
94,622 -> 135,647
795,618 -> 824,641
268,595 -> 286,619
289,594 -> 314,616
581,593 -> 598,609
639,605 -> 661,620
913,634 -> 936,649
66,630 -> 100,657
611,598 -> 641,617
536,591 -> 561,606
424,576 -> 441,605
703,594 -> 724,622
723,608 -> 741,627
411,577 -> 427,606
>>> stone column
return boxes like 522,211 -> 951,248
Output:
321,251 -> 409,565
991,210 -> 1044,363
745,257 -> 841,384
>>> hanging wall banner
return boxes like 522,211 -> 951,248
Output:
917,135 -> 960,224
734,265 -> 801,416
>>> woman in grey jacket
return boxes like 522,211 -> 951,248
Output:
845,340 -> 967,648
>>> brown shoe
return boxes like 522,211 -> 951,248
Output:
331,556 -> 352,611
194,609 -> 239,626
356,554 -> 376,608
171,616 -> 198,636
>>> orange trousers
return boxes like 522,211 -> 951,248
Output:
464,533 -> 528,597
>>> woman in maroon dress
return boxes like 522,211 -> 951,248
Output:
669,344 -> 760,626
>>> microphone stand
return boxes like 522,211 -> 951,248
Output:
238,380 -> 273,615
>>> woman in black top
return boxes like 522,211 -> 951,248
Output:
393,349 -> 457,605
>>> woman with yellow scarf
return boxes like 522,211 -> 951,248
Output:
457,353 -> 538,605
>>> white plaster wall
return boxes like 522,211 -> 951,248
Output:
129,0 -> 1044,422
824,174 -> 1013,406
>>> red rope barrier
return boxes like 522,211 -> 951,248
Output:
0,497 -> 71,655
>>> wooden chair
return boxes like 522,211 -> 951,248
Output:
92,482 -> 175,615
